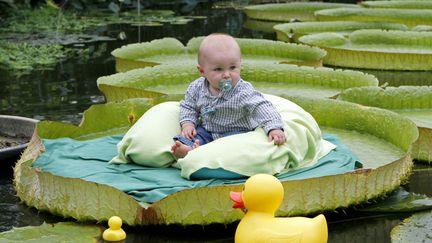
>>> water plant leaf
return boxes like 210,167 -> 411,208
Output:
243,18 -> 283,33
338,86 -> 432,162
0,222 -> 101,242
111,37 -> 326,72
37,98 -> 153,140
355,188 -> 432,213
361,1 -> 432,9
315,7 -> 432,27
299,29 -> 432,70
243,2 -> 359,22
0,41 -> 65,73
1,6 -> 178,34
14,96 -> 418,225
412,25 -> 432,32
273,21 -> 408,43
390,210 -> 432,243
359,69 -> 432,87
97,62 -> 378,102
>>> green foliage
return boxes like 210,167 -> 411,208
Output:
273,21 -> 408,42
391,210 -> 432,243
315,7 -> 432,27
0,222 -> 101,242
243,2 -> 359,22
1,7 -> 85,33
299,30 -> 432,70
0,40 -> 65,72
0,4 -> 201,73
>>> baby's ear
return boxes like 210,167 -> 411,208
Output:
196,64 -> 204,75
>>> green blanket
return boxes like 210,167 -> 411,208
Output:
33,134 -> 361,203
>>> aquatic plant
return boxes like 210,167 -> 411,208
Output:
243,2 -> 358,22
338,86 -> 432,163
13,94 -> 418,225
315,8 -> 432,27
111,37 -> 326,72
274,21 -> 408,43
361,1 -> 432,10
391,210 -> 432,243
0,40 -> 65,73
0,5 -> 200,73
299,29 -> 432,70
97,62 -> 378,102
0,222 -> 100,242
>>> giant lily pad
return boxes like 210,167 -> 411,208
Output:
299,30 -> 432,70
274,21 -> 408,43
14,95 -> 418,225
315,8 -> 432,27
360,69 -> 432,87
390,210 -> 432,243
338,86 -> 432,162
0,222 -> 101,242
97,63 -> 378,102
243,2 -> 358,22
243,18 -> 282,33
361,1 -> 432,10
111,37 -> 326,72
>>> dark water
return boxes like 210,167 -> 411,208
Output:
1,2 -> 432,242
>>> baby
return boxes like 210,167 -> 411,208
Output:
171,33 -> 286,158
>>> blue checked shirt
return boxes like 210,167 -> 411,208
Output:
179,77 -> 284,139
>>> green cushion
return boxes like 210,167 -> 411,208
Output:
110,95 -> 335,179
109,102 -> 179,167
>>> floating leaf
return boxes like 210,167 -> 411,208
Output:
338,86 -> 432,162
299,30 -> 432,70
274,21 -> 408,43
97,62 -> 378,102
111,37 -> 326,72
0,222 -> 101,242
14,96 -> 418,225
391,210 -> 432,243
243,2 -> 358,22
361,1 -> 432,9
315,8 -> 432,27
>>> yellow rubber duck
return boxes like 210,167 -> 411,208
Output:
102,216 -> 126,242
230,174 -> 328,243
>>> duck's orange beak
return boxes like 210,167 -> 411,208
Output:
229,191 -> 244,209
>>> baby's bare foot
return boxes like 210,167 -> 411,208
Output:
171,140 -> 199,159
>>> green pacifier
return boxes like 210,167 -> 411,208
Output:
219,79 -> 232,91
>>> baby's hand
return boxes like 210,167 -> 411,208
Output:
181,123 -> 196,140
268,129 -> 286,145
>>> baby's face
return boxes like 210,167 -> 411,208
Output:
197,41 -> 241,93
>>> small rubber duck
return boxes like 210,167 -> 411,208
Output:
102,216 -> 126,242
230,174 -> 328,243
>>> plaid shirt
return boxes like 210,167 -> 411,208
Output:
179,77 -> 284,139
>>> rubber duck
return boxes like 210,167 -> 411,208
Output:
102,216 -> 126,242
230,174 -> 328,243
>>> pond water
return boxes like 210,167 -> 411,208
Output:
1,2 -> 432,242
